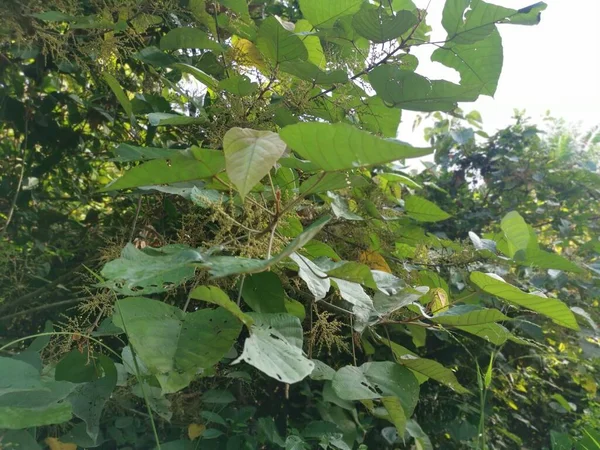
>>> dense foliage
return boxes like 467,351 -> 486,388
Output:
1,0 -> 599,449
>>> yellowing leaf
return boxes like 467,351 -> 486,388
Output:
45,438 -> 77,450
231,37 -> 265,71
188,423 -> 206,440
359,250 -> 392,273
428,288 -> 449,315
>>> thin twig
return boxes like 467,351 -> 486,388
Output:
0,297 -> 94,322
1,120 -> 28,240
129,195 -> 143,242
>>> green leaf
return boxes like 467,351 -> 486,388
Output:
431,28 -> 503,98
404,195 -> 451,222
377,337 -> 469,393
112,144 -> 182,162
256,17 -> 308,64
68,355 -> 117,442
280,122 -> 430,171
470,272 -> 579,330
204,215 -> 331,277
160,27 -> 222,51
102,73 -> 134,120
101,148 -> 225,192
234,313 -> 314,383
357,96 -> 402,138
520,248 -> 584,274
456,323 -> 511,345
147,112 -> 205,126
172,63 -> 220,89
31,11 -> 75,21
55,350 -> 98,383
242,272 -> 287,313
352,8 -> 417,43
432,305 -> 510,326
100,244 -> 200,295
280,61 -> 348,85
295,19 -> 326,68
326,261 -> 376,288
299,0 -> 364,27
218,0 -> 250,18
0,430 -> 42,450
218,75 -> 259,96
223,127 -> 287,199
113,298 -> 242,393
0,358 -> 76,429
332,362 -> 419,414
332,278 -> 375,326
381,396 -> 408,436
134,46 -> 177,67
299,173 -> 368,195
441,0 -> 546,44
190,285 -> 254,327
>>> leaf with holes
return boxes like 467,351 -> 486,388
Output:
112,298 -> 241,393
234,313 -> 314,383
100,244 -> 201,296
223,127 -> 287,200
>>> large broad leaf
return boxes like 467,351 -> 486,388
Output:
299,0 -> 364,27
100,244 -> 201,296
352,8 -> 417,43
204,215 -> 331,278
332,362 -> 419,415
369,64 -> 476,111
295,19 -> 326,68
432,305 -> 510,326
113,298 -> 242,393
172,63 -> 219,89
242,272 -> 287,313
0,358 -> 76,429
223,127 -> 286,200
112,144 -> 182,162
404,195 -> 451,222
431,28 -> 503,98
101,148 -> 225,191
356,96 -> 402,138
190,285 -> 254,327
160,27 -> 222,51
279,122 -> 430,171
455,323 -> 511,345
218,75 -> 259,96
148,112 -> 205,126
377,336 -> 469,393
332,278 -> 375,327
500,211 -> 531,256
234,313 -> 314,383
470,272 -> 579,330
280,61 -> 348,85
68,355 -> 117,442
441,0 -> 547,44
256,17 -> 308,64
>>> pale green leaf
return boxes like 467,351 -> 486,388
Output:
190,285 -> 254,327
112,144 -> 181,162
280,61 -> 348,85
295,19 -> 326,68
404,195 -> 451,222
456,323 -> 511,345
280,122 -> 431,171
148,112 -> 206,126
470,271 -> 579,330
113,298 -> 242,393
381,396 -> 407,436
432,305 -> 510,326
223,127 -> 286,200
101,148 -> 225,192
234,314 -> 314,383
289,252 -> 331,300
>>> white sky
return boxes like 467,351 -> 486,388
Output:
398,0 -> 600,145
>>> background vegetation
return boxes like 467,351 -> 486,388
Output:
0,0 -> 599,449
